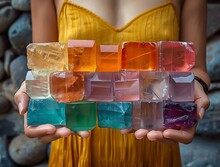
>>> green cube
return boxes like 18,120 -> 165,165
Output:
66,101 -> 97,131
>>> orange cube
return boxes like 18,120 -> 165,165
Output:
68,40 -> 96,72
96,45 -> 121,72
49,71 -> 84,102
122,42 -> 158,71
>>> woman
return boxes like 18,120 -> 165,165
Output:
15,0 -> 210,166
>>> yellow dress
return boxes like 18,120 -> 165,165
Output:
49,0 -> 182,166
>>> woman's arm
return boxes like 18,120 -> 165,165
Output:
14,0 -> 90,143
180,0 -> 210,119
134,0 -> 210,144
181,0 -> 210,87
31,0 -> 58,42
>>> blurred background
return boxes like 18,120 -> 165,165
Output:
0,0 -> 220,166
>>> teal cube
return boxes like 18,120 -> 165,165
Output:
65,101 -> 97,131
27,98 -> 66,126
97,102 -> 132,129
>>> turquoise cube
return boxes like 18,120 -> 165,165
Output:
65,101 -> 97,131
27,98 -> 66,126
97,102 -> 132,129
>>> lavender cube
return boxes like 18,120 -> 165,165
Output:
132,101 -> 163,130
114,71 -> 139,101
84,72 -> 114,101
169,72 -> 194,102
140,71 -> 169,100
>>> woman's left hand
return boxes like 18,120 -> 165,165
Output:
121,80 -> 210,144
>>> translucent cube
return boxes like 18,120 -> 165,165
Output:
68,40 -> 96,72
97,45 -> 121,72
65,101 -> 97,131
140,71 -> 169,100
169,72 -> 194,102
132,101 -> 163,130
163,101 -> 197,128
27,42 -> 68,71
27,98 -> 66,126
97,102 -> 132,129
114,71 -> 139,101
159,41 -> 195,72
25,71 -> 50,98
121,42 -> 158,71
49,71 -> 84,102
84,72 -> 114,102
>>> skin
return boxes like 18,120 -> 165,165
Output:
14,0 -> 210,144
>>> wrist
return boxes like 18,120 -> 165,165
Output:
190,67 -> 210,94
194,76 -> 209,94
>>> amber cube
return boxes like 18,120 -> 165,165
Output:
68,40 -> 96,72
49,71 -> 84,102
122,42 -> 158,71
96,45 -> 121,72
27,42 -> 68,71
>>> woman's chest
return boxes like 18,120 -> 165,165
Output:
55,0 -> 181,29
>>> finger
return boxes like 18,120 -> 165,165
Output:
194,81 -> 210,119
147,130 -> 176,144
39,135 -> 58,143
25,124 -> 57,138
120,128 -> 134,135
14,82 -> 29,115
75,131 -> 90,138
134,129 -> 149,139
195,95 -> 210,119
162,126 -> 196,144
24,113 -> 57,138
39,127 -> 72,143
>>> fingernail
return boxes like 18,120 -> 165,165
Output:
136,136 -> 144,140
18,102 -> 23,114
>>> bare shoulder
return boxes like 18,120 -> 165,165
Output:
172,0 -> 183,20
54,0 -> 63,16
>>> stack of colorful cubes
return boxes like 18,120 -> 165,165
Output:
26,40 -> 197,131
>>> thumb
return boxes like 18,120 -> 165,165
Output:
14,82 -> 30,115
194,81 -> 210,119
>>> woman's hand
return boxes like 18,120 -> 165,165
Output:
121,80 -> 210,144
14,82 -> 90,143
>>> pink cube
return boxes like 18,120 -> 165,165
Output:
159,41 -> 195,72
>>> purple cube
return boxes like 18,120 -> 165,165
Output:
163,101 -> 197,128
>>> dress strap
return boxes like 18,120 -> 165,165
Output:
63,0 -> 68,3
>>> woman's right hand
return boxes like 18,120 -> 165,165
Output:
14,82 -> 90,143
